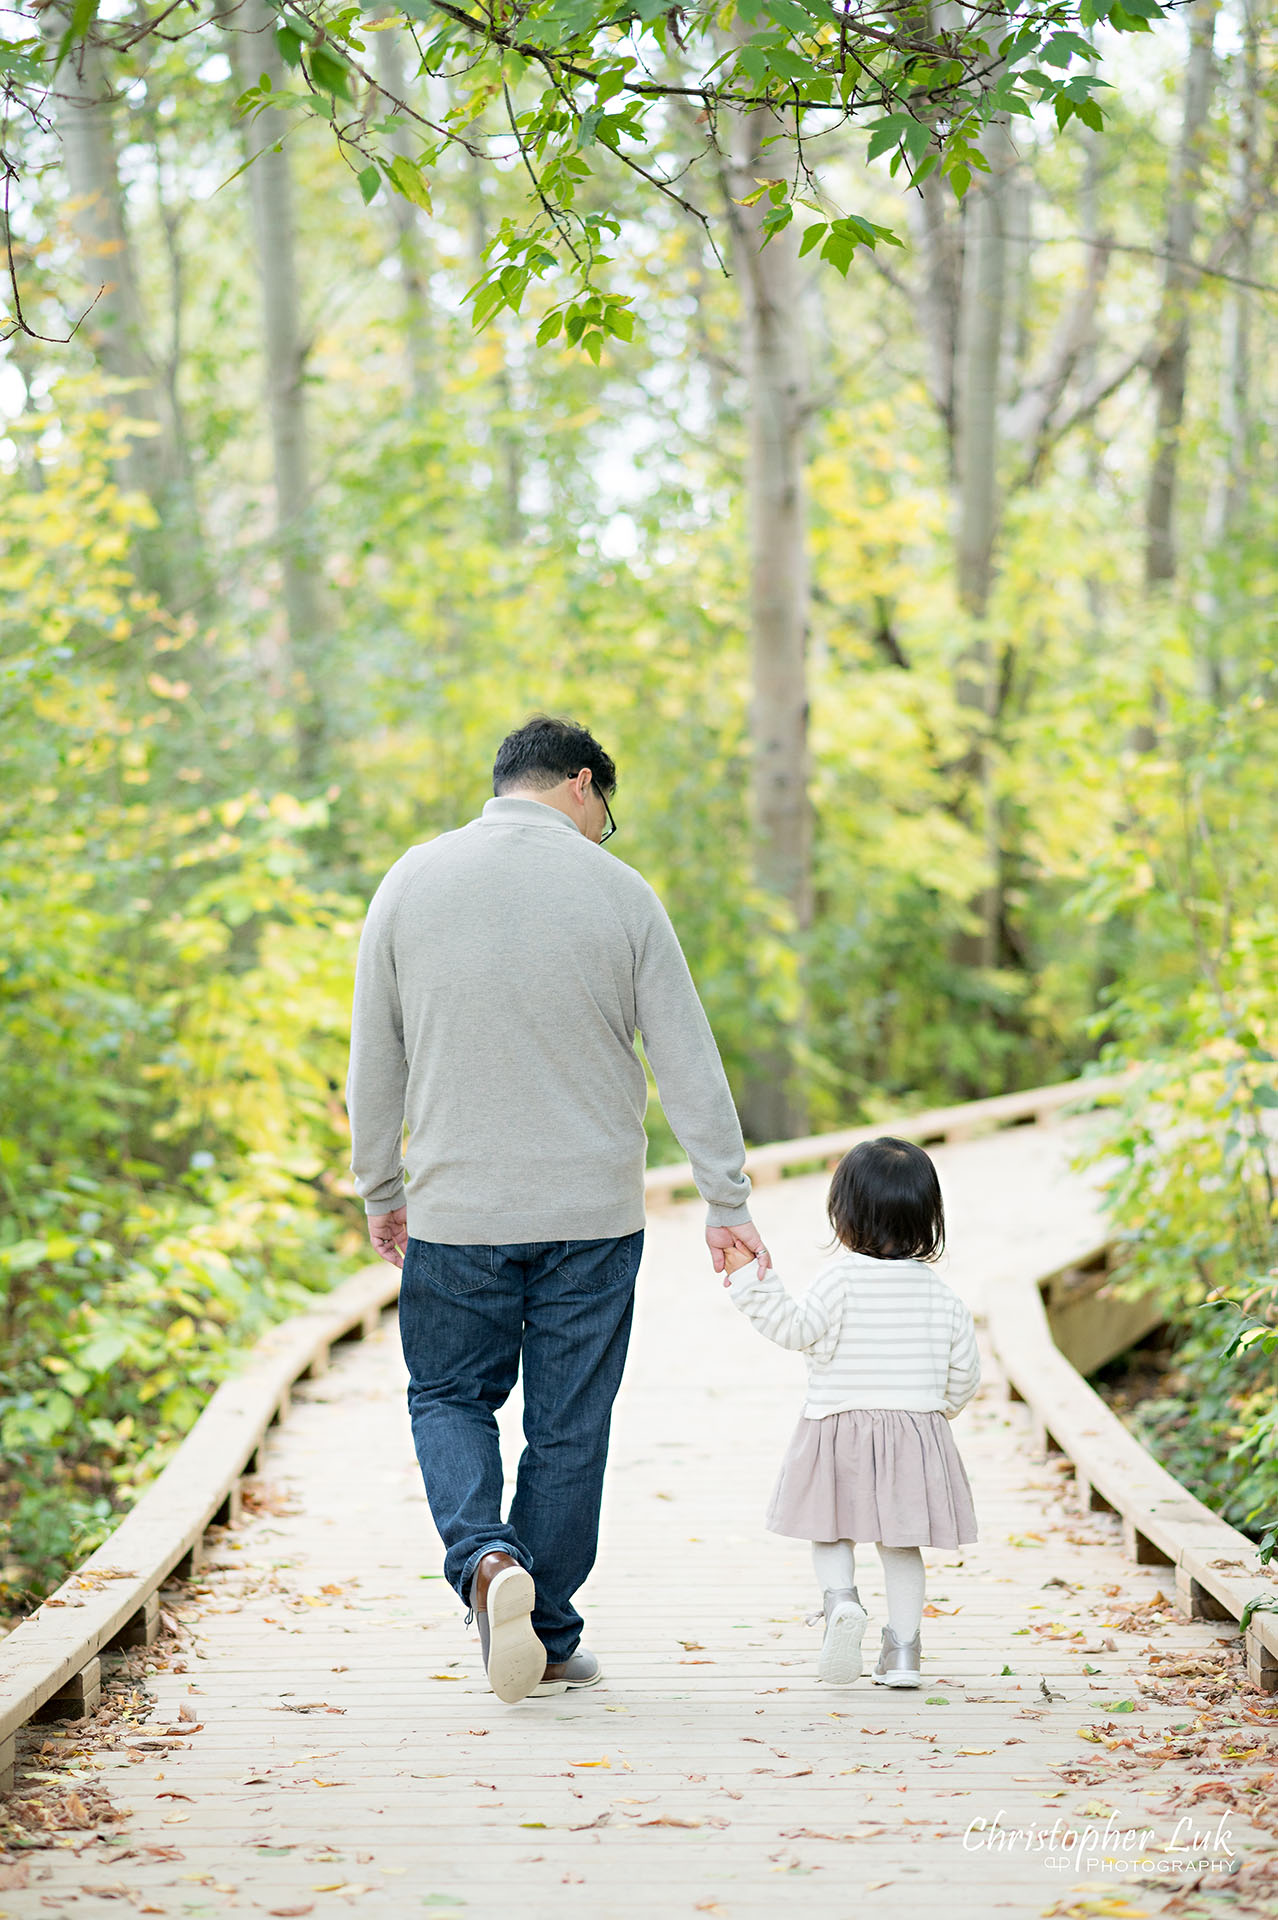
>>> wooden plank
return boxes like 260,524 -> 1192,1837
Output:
644,1073 -> 1128,1205
0,1263 -> 399,1746
986,1262 -> 1278,1684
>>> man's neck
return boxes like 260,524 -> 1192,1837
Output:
499,786 -> 580,831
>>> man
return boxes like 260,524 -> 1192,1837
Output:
346,715 -> 769,1704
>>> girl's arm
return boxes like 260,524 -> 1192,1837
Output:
725,1257 -> 841,1356
943,1300 -> 981,1416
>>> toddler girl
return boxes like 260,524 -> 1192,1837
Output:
723,1136 -> 979,1688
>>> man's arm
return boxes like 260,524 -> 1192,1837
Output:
346,874 -> 410,1265
632,888 -> 770,1274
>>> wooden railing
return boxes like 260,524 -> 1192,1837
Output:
3,1067 -> 1274,1793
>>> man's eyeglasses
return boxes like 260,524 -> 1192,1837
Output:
597,788 -> 617,843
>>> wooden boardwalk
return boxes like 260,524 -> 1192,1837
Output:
8,1122 -> 1278,1918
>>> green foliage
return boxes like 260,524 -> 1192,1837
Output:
0,401 -> 363,1612
1081,687 -> 1278,1538
4,0 -> 1166,344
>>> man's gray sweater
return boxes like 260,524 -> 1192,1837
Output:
346,796 -> 752,1245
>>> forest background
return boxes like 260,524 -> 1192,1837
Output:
1,0 -> 1277,1617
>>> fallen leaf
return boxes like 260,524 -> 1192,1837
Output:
641,1816 -> 702,1829
956,1748 -> 994,1756
162,1813 -> 190,1825
268,1907 -> 314,1917
922,1604 -> 960,1617
679,1641 -> 705,1652
572,1757 -> 611,1769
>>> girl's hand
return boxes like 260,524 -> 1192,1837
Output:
721,1244 -> 756,1284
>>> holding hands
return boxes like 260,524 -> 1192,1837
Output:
706,1220 -> 771,1285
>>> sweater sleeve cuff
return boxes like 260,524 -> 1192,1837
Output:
705,1200 -> 754,1229
363,1183 -> 406,1216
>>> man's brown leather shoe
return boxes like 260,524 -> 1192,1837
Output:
469,1552 -> 543,1704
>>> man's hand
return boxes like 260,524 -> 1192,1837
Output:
368,1207 -> 408,1269
706,1220 -> 771,1281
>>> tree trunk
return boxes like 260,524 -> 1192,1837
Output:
230,0 -> 326,782
731,113 -> 811,1142
1144,0 -> 1218,591
43,17 -> 187,598
907,170 -> 963,471
374,22 -> 435,406
952,121 -> 1018,971
1197,0 -> 1257,702
464,150 -> 523,543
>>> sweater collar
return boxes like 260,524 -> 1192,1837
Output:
480,796 -> 581,835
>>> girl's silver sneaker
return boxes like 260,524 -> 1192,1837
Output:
872,1625 -> 922,1687
816,1586 -> 868,1685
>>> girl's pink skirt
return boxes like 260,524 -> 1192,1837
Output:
766,1408 -> 978,1547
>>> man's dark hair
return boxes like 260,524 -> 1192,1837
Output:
492,715 -> 617,798
827,1136 -> 945,1261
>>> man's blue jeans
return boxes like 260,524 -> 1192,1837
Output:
399,1232 -> 644,1664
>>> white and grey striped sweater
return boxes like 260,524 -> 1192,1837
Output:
728,1251 -> 981,1419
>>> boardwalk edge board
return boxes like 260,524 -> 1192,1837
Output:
986,1251 -> 1278,1691
3,1067 -> 1271,1795
0,1263 -> 399,1788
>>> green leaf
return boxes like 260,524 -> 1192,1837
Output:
536,309 -> 564,344
387,154 -> 433,211
735,43 -> 771,84
357,164 -> 380,205
760,203 -> 794,244
276,25 -> 305,68
310,44 -> 352,98
52,0 -> 98,76
1254,1085 -> 1278,1108
798,221 -> 827,258
1240,1593 -> 1278,1631
763,46 -> 815,82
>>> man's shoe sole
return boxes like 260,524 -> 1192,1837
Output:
483,1566 -> 543,1704
818,1604 -> 867,1686
872,1668 -> 922,1688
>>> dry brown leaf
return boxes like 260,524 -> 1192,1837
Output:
641,1816 -> 702,1829
0,1864 -> 30,1889
267,1907 -> 314,1917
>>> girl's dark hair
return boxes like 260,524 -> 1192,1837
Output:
826,1136 -> 945,1261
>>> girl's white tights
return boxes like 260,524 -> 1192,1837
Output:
812,1540 -> 926,1641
